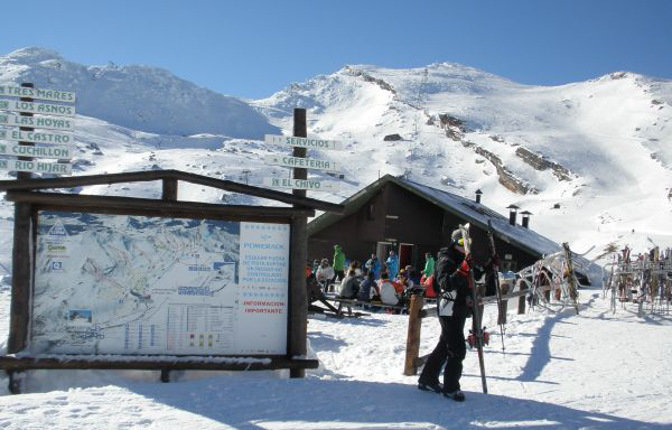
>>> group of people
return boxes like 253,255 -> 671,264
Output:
310,246 -> 440,307
307,229 -> 498,403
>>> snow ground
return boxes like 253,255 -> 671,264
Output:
1,291 -> 670,429
1,48 -> 672,429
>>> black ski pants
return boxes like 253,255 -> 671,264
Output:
418,311 -> 467,393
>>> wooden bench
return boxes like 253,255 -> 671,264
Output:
326,296 -> 409,317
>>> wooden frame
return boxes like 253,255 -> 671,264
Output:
0,170 -> 344,393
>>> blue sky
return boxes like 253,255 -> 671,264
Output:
2,0 -> 671,98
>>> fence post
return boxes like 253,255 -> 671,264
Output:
404,294 -> 424,376
518,281 -> 528,314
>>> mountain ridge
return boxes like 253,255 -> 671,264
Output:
0,47 -> 279,139
1,47 -> 671,256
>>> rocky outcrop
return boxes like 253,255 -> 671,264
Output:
515,147 -> 573,181
434,113 -> 467,141
344,67 -> 397,94
437,114 -> 467,131
462,142 -> 538,194
383,134 -> 403,141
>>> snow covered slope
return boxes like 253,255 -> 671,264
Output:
1,294 -> 671,428
0,48 -> 279,138
1,49 -> 672,429
1,48 -> 672,257
254,63 -> 672,256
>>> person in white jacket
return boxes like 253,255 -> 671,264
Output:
315,258 -> 335,291
377,272 -> 400,306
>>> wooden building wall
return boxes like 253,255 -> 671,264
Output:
308,182 -> 540,272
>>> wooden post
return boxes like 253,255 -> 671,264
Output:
7,83 -> 35,354
9,83 -> 37,359
162,178 -> 178,201
404,294 -> 424,376
563,242 -> 580,314
160,369 -> 171,383
518,280 -> 528,314
8,203 -> 33,353
292,108 -> 308,197
288,108 -> 308,378
497,282 -> 509,325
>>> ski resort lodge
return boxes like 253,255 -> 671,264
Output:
308,175 -> 588,281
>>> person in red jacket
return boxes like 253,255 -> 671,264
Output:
421,273 -> 437,298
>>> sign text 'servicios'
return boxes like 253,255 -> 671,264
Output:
264,134 -> 344,151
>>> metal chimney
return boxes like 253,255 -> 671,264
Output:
507,204 -> 519,226
521,210 -> 532,228
475,189 -> 483,204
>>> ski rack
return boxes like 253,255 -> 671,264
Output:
604,247 -> 672,316
511,245 -> 581,314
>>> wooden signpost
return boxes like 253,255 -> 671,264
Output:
0,82 -> 75,178
264,134 -> 344,151
263,128 -> 343,192
1,86 -> 339,390
262,177 -> 338,191
0,84 -> 76,103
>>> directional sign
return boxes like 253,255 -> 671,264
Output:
0,129 -> 73,145
0,85 -> 76,103
0,99 -> 75,117
265,134 -> 344,151
0,142 -> 73,160
0,158 -> 71,175
264,154 -> 339,172
0,113 -> 74,131
262,177 -> 338,191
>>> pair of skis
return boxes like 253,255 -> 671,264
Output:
459,222 -> 511,395
458,223 -> 489,394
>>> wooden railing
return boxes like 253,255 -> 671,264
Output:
403,282 -> 559,376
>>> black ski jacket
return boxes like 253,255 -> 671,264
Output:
435,243 -> 470,316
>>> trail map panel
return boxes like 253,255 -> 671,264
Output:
31,211 -> 290,356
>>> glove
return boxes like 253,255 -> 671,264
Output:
457,258 -> 471,277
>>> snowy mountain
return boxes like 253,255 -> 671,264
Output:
1,47 -> 672,260
1,48 -> 672,429
0,47 -> 279,138
254,63 -> 672,256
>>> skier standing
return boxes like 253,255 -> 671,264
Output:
423,252 -> 435,278
332,244 -> 346,283
417,229 -> 473,401
386,250 -> 399,280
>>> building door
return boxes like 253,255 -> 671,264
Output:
377,242 -> 393,260
377,241 -> 393,273
399,243 -> 415,270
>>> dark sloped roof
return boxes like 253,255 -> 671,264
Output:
308,174 -> 559,257
399,178 -> 561,257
